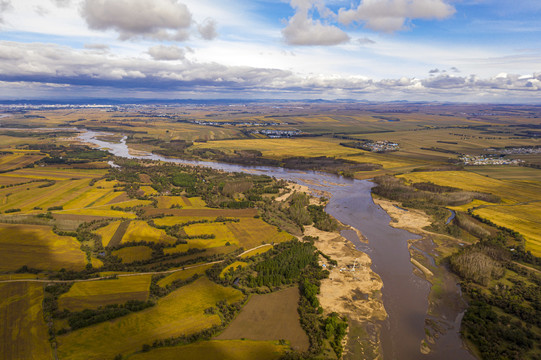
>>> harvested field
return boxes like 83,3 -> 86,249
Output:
0,224 -> 86,271
144,208 -> 258,218
112,245 -> 153,263
156,195 -> 207,209
129,340 -> 287,360
107,220 -> 130,247
58,275 -> 151,311
0,153 -> 45,172
121,220 -> 175,244
184,222 -> 238,247
0,282 -> 54,360
216,286 -> 309,352
226,218 -> 293,249
94,220 -> 122,247
56,277 -> 244,360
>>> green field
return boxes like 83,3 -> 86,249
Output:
56,277 -> 244,360
58,275 -> 151,311
0,282 -> 54,360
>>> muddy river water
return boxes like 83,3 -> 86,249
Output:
80,131 -> 474,360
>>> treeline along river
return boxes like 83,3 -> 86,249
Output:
79,130 -> 474,360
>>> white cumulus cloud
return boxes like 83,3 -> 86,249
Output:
81,0 -> 193,41
283,0 -> 350,46
148,44 -> 185,61
338,0 -> 455,32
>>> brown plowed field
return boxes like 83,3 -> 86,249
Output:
216,286 -> 309,352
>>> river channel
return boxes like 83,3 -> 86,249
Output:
79,131 -> 474,360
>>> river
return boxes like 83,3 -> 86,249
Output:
79,131 -> 474,360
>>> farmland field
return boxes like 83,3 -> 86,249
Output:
473,204 -> 541,256
58,275 -> 151,311
399,170 -> 541,255
157,263 -> 214,287
216,286 -> 309,352
112,245 -> 153,263
120,220 -> 176,244
129,340 -> 287,360
0,224 -> 86,271
156,195 -> 207,209
0,282 -> 54,360
56,277 -> 244,360
94,220 -> 122,247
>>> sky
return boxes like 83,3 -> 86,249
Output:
0,0 -> 540,103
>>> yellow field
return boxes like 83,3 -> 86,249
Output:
3,167 -> 106,180
95,221 -> 122,247
226,218 -> 294,249
58,275 -> 151,311
157,263 -> 213,287
164,243 -> 191,254
220,261 -> 248,278
184,222 -> 238,246
59,208 -> 137,218
473,204 -> 541,256
154,216 -> 216,227
156,196 -> 207,209
129,340 -> 287,360
399,170 -> 541,255
0,282 -> 53,360
112,246 -> 153,263
140,185 -> 158,196
398,171 -> 541,204
239,244 -> 273,258
56,277 -> 244,360
0,224 -> 86,271
164,218 -> 292,255
192,138 -> 361,159
121,220 -> 176,244
0,153 -> 45,171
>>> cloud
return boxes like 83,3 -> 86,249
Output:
0,0 -> 12,23
357,37 -> 375,45
84,43 -> 110,52
429,68 -> 440,74
81,0 -> 192,41
338,0 -> 455,32
148,45 -> 185,61
0,41 -> 539,102
197,18 -> 218,40
283,0 -> 350,46
51,0 -> 71,7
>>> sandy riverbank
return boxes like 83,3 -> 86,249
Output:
306,224 -> 386,359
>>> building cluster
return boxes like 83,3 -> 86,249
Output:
361,140 -> 399,152
251,129 -> 301,138
189,120 -> 284,127
486,147 -> 541,155
460,155 -> 524,165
